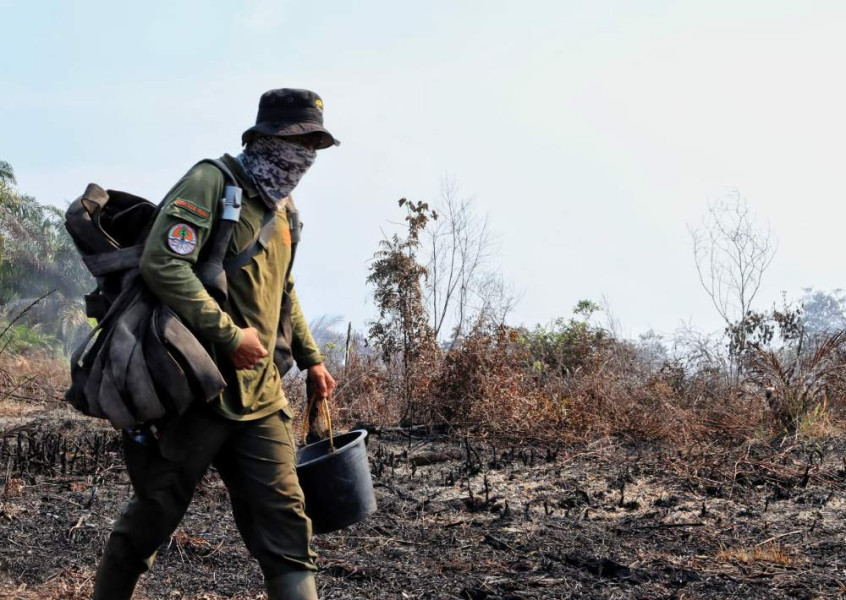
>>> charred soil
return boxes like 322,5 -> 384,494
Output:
0,402 -> 844,599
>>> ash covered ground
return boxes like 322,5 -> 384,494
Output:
0,399 -> 844,599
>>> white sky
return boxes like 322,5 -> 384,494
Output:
3,1 -> 845,339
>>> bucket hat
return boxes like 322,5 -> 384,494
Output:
242,88 -> 340,149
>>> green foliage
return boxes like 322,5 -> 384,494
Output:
367,198 -> 438,364
0,160 -> 93,352
0,321 -> 55,354
367,198 -> 440,423
521,300 -> 607,377
0,161 -> 15,187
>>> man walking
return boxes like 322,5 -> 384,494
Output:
92,88 -> 338,600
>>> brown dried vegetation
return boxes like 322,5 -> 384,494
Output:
1,352 -> 845,598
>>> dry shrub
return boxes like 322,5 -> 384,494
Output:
0,351 -> 67,397
428,322 -> 702,442
698,394 -> 765,442
332,354 -> 397,427
744,328 -> 846,434
286,353 -> 406,434
553,357 -> 807,445
421,318 -> 844,445
561,369 -> 707,444
430,325 -> 565,438
282,372 -> 307,409
0,351 -> 68,419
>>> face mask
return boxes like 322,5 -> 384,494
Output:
238,136 -> 317,207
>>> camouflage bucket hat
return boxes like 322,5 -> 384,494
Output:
242,88 -> 340,149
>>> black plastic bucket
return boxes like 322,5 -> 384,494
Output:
295,429 -> 377,534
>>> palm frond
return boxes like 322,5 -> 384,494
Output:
0,160 -> 15,186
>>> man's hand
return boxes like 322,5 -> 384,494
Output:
307,363 -> 336,399
306,363 -> 336,442
230,327 -> 268,370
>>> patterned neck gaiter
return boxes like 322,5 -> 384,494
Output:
238,136 -> 317,208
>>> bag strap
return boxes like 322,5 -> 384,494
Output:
222,208 -> 277,273
194,156 -> 295,301
82,245 -> 145,277
216,155 -> 283,274
192,157 -> 245,303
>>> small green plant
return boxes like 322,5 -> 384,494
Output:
0,322 -> 56,354
520,300 -> 607,378
367,198 -> 440,424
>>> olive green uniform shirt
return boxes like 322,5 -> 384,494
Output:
139,160 -> 323,421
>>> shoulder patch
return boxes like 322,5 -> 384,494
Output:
174,198 -> 211,220
167,223 -> 198,255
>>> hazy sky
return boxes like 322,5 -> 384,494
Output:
3,1 -> 846,339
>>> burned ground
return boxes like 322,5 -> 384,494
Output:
0,398 -> 844,599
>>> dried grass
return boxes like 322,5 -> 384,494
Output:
0,352 -> 67,416
716,541 -> 796,567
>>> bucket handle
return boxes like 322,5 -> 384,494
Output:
301,394 -> 336,452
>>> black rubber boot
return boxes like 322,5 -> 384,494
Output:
265,570 -> 318,600
91,551 -> 142,600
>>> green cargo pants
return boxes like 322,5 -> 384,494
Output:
93,402 -> 317,599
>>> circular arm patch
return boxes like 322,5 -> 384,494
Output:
167,223 -> 198,255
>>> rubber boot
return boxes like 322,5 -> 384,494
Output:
91,551 -> 142,600
265,570 -> 318,600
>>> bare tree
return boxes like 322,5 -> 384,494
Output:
689,191 -> 777,357
690,192 -> 776,324
472,271 -> 520,329
672,320 -> 729,377
426,177 -> 518,346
